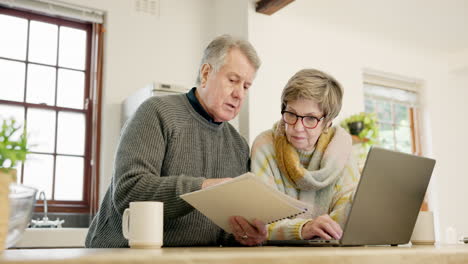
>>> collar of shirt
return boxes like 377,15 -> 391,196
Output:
186,87 -> 222,125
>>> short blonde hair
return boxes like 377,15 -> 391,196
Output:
196,34 -> 261,85
281,69 -> 343,124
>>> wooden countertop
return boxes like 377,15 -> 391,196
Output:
1,244 -> 468,264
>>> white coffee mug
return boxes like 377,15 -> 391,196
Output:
410,211 -> 435,245
122,201 -> 164,249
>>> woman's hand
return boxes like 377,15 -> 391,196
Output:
229,216 -> 267,246
301,214 -> 342,240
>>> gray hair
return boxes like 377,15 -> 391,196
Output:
281,69 -> 343,124
196,34 -> 261,85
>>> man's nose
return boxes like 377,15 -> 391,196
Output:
232,83 -> 245,100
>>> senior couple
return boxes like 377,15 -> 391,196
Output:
85,35 -> 360,247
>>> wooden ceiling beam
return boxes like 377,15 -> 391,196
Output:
256,0 -> 295,15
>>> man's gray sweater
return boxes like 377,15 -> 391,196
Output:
85,94 -> 249,247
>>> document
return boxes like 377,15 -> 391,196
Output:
180,172 -> 309,233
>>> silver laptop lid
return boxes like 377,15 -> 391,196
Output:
340,147 -> 436,246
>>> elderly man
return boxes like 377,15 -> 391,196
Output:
85,35 -> 265,247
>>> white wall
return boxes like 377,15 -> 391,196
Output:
448,48 -> 468,72
430,67 -> 468,242
211,0 -> 250,140
247,6 -> 467,242
60,0 -> 214,199
247,11 -> 448,139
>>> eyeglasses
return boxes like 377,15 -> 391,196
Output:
281,110 -> 325,129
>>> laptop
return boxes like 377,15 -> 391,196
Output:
266,146 -> 436,246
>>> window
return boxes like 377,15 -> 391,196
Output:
363,71 -> 428,211
363,73 -> 422,155
0,6 -> 103,213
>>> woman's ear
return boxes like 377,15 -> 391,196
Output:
200,63 -> 211,88
322,121 -> 333,134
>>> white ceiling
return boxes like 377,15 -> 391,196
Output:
278,0 -> 468,54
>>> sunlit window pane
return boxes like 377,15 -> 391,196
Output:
57,112 -> 85,155
379,123 -> 394,150
0,59 -> 25,102
57,69 -> 85,109
26,64 -> 56,105
27,109 -> 56,153
59,26 -> 86,70
23,153 -> 54,199
394,103 -> 409,126
28,20 -> 58,65
55,156 -> 84,200
376,100 -> 392,122
364,98 -> 375,113
395,126 -> 412,153
365,82 -> 420,154
0,105 -> 25,141
0,15 -> 28,60
0,105 -> 25,122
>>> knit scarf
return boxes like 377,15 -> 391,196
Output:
273,123 -> 352,191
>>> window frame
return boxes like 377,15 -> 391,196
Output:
363,76 -> 427,210
364,94 -> 421,155
0,6 -> 101,213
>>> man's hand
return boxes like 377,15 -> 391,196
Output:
201,178 -> 232,189
301,214 -> 342,240
229,216 -> 267,246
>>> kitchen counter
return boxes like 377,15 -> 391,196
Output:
14,228 -> 88,248
1,244 -> 468,264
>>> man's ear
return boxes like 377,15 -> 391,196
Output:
200,63 -> 211,88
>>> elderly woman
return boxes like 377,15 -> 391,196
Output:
249,69 -> 360,242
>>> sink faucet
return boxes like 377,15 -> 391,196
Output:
30,191 -> 65,228
39,191 -> 48,222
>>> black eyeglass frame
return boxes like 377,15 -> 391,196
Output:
281,110 -> 325,129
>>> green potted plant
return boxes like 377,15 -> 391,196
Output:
0,118 -> 29,250
0,119 -> 28,179
340,112 -> 379,147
